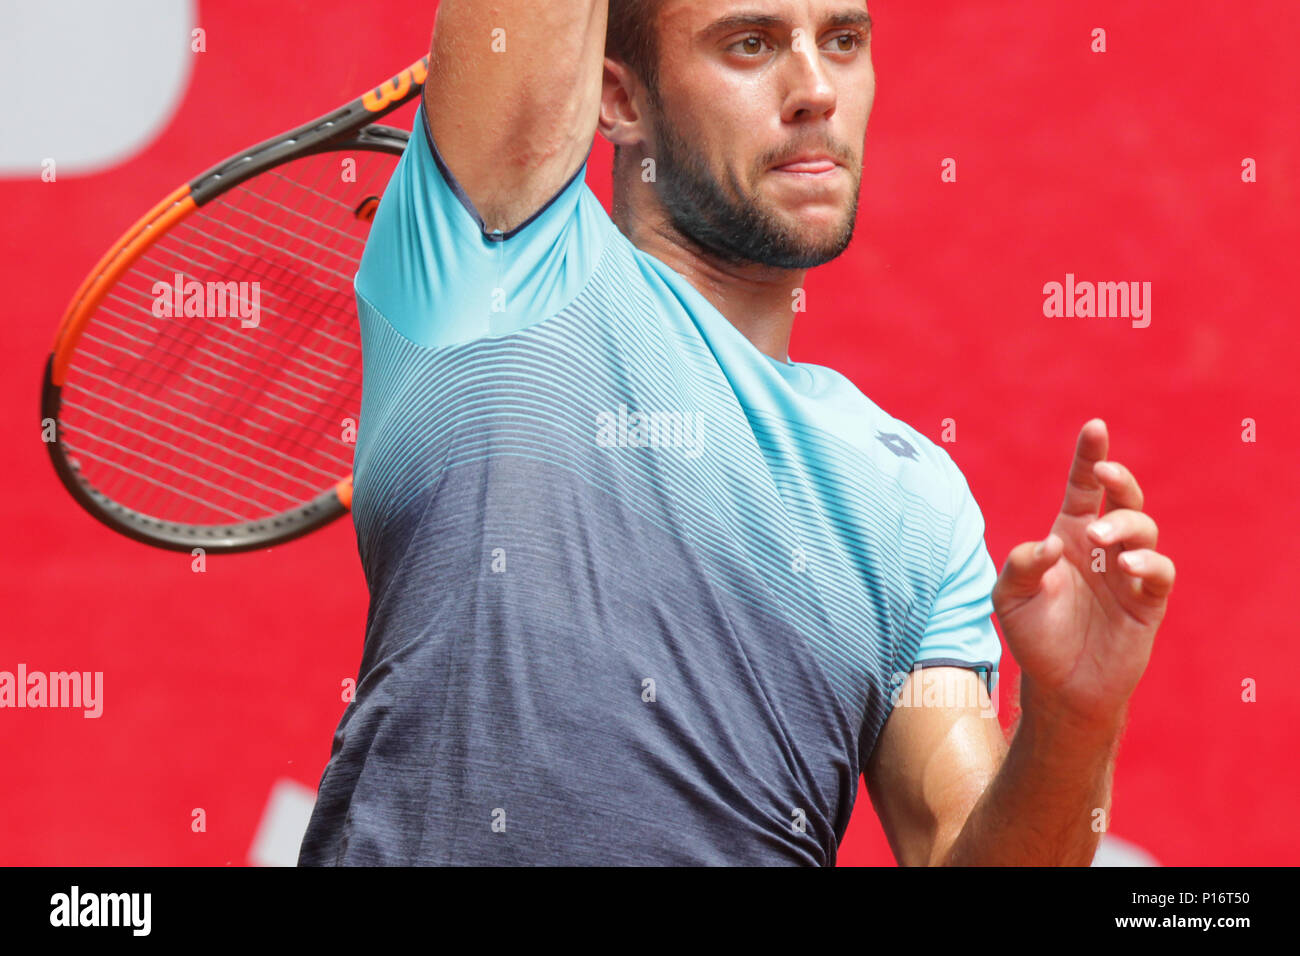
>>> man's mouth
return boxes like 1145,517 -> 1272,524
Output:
771,153 -> 843,178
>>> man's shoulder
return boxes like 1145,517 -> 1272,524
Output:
354,104 -> 617,350
795,362 -> 967,510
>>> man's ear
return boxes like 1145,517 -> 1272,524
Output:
598,57 -> 646,151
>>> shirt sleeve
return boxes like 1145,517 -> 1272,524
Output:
910,457 -> 1003,694
354,101 -> 612,349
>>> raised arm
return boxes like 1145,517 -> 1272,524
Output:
424,0 -> 609,234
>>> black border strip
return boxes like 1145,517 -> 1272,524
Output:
912,658 -> 998,694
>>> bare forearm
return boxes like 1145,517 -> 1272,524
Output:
943,682 -> 1125,866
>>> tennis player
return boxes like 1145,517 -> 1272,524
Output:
299,0 -> 1175,865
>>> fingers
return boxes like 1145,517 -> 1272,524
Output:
1086,507 -> 1157,551
993,533 -> 1064,605
1059,418 -> 1110,518
1115,548 -> 1176,600
1094,458 -> 1145,513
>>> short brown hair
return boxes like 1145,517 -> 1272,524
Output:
606,0 -> 663,92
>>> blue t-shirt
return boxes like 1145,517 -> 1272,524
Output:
298,104 -> 1001,866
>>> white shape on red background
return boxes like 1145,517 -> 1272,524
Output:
0,0 -> 195,176
1093,833 -> 1160,867
248,778 -> 316,867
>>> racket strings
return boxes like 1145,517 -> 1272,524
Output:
71,363 -> 342,494
176,154 -> 371,488
137,235 -> 362,376
97,274 -> 354,410
60,147 -> 399,527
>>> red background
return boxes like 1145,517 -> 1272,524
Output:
2,0 -> 1297,865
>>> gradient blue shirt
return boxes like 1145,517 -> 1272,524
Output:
298,104 -> 1001,866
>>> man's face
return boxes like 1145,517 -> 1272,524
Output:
644,0 -> 874,269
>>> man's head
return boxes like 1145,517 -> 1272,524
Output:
602,1 -> 875,270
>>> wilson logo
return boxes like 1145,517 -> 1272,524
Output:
363,58 -> 428,113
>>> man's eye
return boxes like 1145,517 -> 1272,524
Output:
827,33 -> 860,53
731,35 -> 768,56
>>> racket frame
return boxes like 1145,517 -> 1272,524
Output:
42,59 -> 426,553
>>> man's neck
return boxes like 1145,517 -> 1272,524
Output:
616,207 -> 806,364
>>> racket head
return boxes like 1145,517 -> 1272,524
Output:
42,58 -> 429,553
42,128 -> 407,553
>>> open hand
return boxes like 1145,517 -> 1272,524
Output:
991,419 -> 1175,727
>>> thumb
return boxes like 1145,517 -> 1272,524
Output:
994,533 -> 1063,603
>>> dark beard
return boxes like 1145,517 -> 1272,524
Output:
649,105 -> 859,270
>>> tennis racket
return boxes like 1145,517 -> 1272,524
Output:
41,57 -> 427,553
